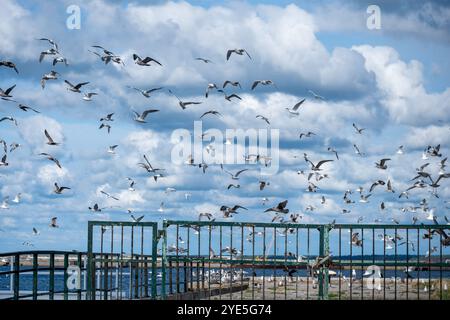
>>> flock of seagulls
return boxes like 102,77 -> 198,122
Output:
0,34 -> 449,253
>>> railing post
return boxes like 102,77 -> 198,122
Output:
318,225 -> 330,300
161,220 -> 168,299
13,254 -> 19,300
32,253 -> 38,300
86,222 -> 95,300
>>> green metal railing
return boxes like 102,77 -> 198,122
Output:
1,220 -> 449,300
86,221 -> 159,300
0,250 -> 87,300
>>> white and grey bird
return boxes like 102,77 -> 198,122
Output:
224,169 -> 248,180
0,117 -> 18,126
18,104 -> 40,113
132,54 -> 162,66
256,115 -> 270,125
41,71 -> 59,89
251,80 -> 276,90
308,90 -> 325,100
0,84 -> 16,99
39,153 -> 62,169
168,89 -> 202,110
226,48 -> 251,60
53,182 -> 70,194
127,86 -> 163,98
353,144 -> 364,156
83,92 -> 98,101
352,123 -> 365,134
100,190 -> 119,201
285,99 -> 305,116
44,129 -> 59,145
107,145 -> 118,154
52,56 -> 68,66
132,109 -> 159,123
99,123 -> 111,134
12,193 -> 21,203
64,80 -> 89,93
375,158 -> 391,170
195,57 -> 213,63
223,80 -> 241,89
0,60 -> 18,73
205,83 -> 219,98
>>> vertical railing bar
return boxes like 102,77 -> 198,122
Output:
119,225 -> 124,300
350,227 -> 353,300
428,227 -> 431,300
361,228 -> 364,300
49,253 -> 55,300
406,228 -> 409,300
208,225 -> 212,300
262,226 -> 266,300
306,228 -> 310,300
284,227 -> 287,300
63,253 -> 69,300
273,226 -> 276,300
252,225 -> 255,300
394,228 -> 397,300
230,225 -> 233,300
110,225 -> 114,300
32,253 -> 38,300
240,226 -> 244,300
176,224 -> 180,295
339,227 -> 342,300
219,225 -> 223,300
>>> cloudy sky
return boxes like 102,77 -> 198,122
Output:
0,0 -> 449,252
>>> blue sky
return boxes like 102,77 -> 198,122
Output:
0,0 -> 449,253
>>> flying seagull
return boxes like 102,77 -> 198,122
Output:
99,123 -> 111,134
100,113 -> 114,122
44,129 -> 59,146
39,48 -> 58,63
64,80 -> 89,93
264,200 -> 289,214
83,92 -> 98,101
52,56 -> 68,66
133,109 -> 159,123
195,57 -> 213,63
54,182 -> 70,194
352,123 -> 365,134
41,71 -> 59,89
39,153 -> 62,169
308,90 -> 325,100
251,80 -> 276,90
168,89 -> 202,110
37,38 -> 58,51
49,217 -> 59,228
256,115 -> 270,125
18,104 -> 40,113
0,117 -> 18,126
100,190 -> 119,201
226,49 -> 251,60
200,110 -> 222,118
128,86 -> 163,98
0,84 -> 16,99
132,54 -> 162,66
375,158 -> 391,170
223,81 -> 241,89
0,61 -> 18,73
285,99 -> 306,116
224,169 -> 248,180
307,159 -> 333,171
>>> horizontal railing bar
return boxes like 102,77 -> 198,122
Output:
164,220 -> 450,229
88,221 -> 158,227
